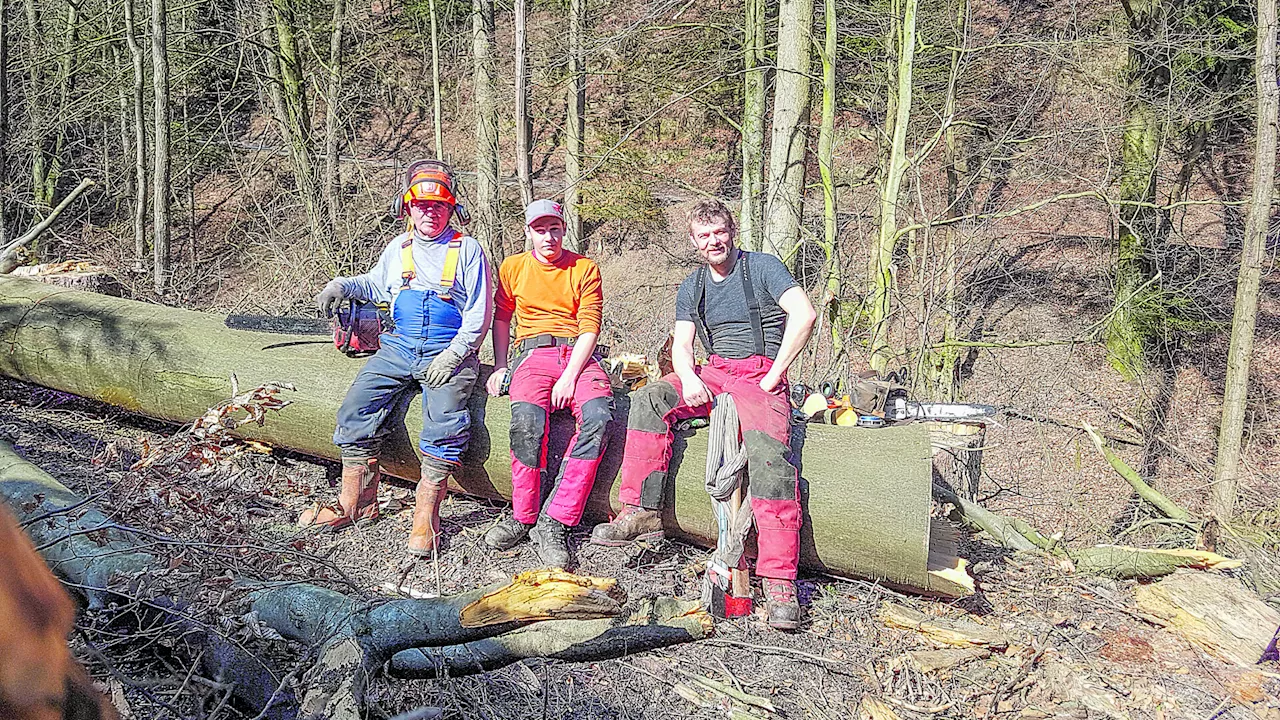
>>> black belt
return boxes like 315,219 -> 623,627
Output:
518,334 -> 576,351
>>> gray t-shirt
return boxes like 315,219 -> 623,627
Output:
675,250 -> 799,359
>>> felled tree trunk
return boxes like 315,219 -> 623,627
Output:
388,597 -> 713,678
252,571 -> 624,718
0,276 -> 969,597
0,440 -> 296,719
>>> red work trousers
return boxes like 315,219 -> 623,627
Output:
617,355 -> 801,580
508,346 -> 614,526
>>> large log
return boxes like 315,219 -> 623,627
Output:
0,276 -> 969,596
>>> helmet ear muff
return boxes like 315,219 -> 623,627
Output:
391,195 -> 406,219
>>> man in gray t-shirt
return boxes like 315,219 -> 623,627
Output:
590,199 -> 816,631
674,247 -> 797,359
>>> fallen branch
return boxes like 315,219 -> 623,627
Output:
933,483 -> 1239,579
0,178 -> 96,274
252,571 -> 624,718
1082,422 -> 1193,521
387,596 -> 712,678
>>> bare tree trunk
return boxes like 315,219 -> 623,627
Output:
1212,0 -> 1278,520
514,0 -> 532,206
472,0 -> 500,258
151,0 -> 170,295
564,0 -> 587,253
0,0 -> 8,246
738,0 -> 765,252
323,0 -> 346,235
1105,0 -> 1164,380
761,0 -> 811,261
123,0 -> 148,273
868,0 -> 917,372
271,0 -> 327,245
816,0 -> 842,357
429,0 -> 443,158
936,0 -> 967,400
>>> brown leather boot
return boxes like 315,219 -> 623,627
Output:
407,463 -> 449,556
589,504 -> 664,546
298,457 -> 381,530
763,578 -> 801,631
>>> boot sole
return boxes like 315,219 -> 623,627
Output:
589,530 -> 665,547
767,617 -> 801,631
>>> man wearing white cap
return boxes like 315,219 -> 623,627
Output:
483,199 -> 612,567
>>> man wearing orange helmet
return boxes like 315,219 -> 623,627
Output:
301,161 -> 494,557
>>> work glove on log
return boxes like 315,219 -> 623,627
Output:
316,281 -> 347,318
425,347 -> 464,388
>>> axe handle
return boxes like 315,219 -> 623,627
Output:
728,481 -> 750,598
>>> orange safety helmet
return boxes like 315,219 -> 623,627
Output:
394,159 -> 458,216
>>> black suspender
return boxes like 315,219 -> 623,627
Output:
738,251 -> 766,356
691,250 -> 767,357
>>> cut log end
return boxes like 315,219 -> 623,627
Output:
460,570 -> 625,627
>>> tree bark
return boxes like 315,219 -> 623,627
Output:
472,0 -> 501,259
514,0 -> 533,206
123,0 -> 148,273
0,0 -> 8,246
151,0 -> 170,295
1105,0 -> 1164,380
815,0 -> 840,356
868,0 -> 918,372
0,277 -> 970,597
428,0 -> 443,158
1212,0 -> 1278,521
388,597 -> 712,678
270,0 -> 327,245
323,0 -> 346,235
738,0 -> 766,252
761,0 -> 811,261
253,571 -> 623,717
564,0 -> 587,253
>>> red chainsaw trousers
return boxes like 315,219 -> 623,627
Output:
618,355 -> 801,580
508,346 -> 614,526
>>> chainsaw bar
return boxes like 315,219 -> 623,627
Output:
224,314 -> 333,336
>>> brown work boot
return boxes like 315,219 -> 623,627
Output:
763,578 -> 801,631
298,457 -> 381,530
589,504 -> 664,546
407,464 -> 449,556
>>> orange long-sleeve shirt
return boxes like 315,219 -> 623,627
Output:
494,250 -> 603,340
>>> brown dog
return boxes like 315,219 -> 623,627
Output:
0,503 -> 118,720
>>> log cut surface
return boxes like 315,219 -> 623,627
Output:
0,276 -> 967,596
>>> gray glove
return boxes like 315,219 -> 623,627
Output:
316,281 -> 346,318
424,347 -> 464,388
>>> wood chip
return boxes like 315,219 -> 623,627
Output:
880,602 -> 1009,650
907,647 -> 991,673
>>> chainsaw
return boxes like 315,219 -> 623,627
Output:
224,300 -> 391,357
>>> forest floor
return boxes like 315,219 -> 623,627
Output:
2,377 -> 1277,720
